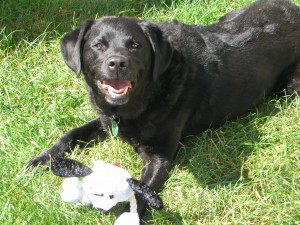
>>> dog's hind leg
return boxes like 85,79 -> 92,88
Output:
287,62 -> 300,94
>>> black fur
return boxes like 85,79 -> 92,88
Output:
28,0 -> 300,217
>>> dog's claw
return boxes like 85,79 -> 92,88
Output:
26,154 -> 51,169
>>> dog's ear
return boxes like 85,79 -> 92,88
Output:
126,178 -> 163,210
139,21 -> 173,81
51,157 -> 93,177
60,20 -> 94,76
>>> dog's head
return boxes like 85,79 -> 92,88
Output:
60,17 -> 173,111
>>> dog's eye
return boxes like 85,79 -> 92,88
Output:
94,42 -> 106,50
131,43 -> 139,48
128,41 -> 139,50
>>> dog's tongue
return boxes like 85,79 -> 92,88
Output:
102,79 -> 132,94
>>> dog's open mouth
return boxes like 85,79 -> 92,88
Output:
97,79 -> 134,100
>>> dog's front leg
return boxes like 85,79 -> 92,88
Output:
27,117 -> 107,167
134,147 -> 174,215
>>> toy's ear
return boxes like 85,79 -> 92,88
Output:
139,21 -> 173,81
126,178 -> 163,210
60,20 -> 94,76
51,157 -> 93,177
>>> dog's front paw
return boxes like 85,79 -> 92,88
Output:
26,153 -> 51,168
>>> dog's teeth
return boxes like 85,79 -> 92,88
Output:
108,87 -> 128,98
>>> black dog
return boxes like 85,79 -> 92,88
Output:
28,0 -> 300,216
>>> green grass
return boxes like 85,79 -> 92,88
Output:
1,0 -> 300,224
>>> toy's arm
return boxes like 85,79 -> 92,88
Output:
60,177 -> 92,206
114,212 -> 139,225
60,177 -> 83,203
114,194 -> 140,225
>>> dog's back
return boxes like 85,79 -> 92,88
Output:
171,0 -> 300,134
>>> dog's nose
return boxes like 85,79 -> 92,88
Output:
107,56 -> 128,71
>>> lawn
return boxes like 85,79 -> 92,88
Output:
1,0 -> 300,224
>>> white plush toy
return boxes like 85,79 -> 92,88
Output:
50,157 -> 163,225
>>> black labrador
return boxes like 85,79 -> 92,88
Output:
28,0 -> 300,216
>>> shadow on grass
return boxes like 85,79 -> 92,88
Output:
0,0 -> 180,49
175,98 -> 282,189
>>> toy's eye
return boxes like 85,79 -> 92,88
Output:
109,195 -> 114,199
93,193 -> 104,197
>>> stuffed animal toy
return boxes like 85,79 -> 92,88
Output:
50,157 -> 163,225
